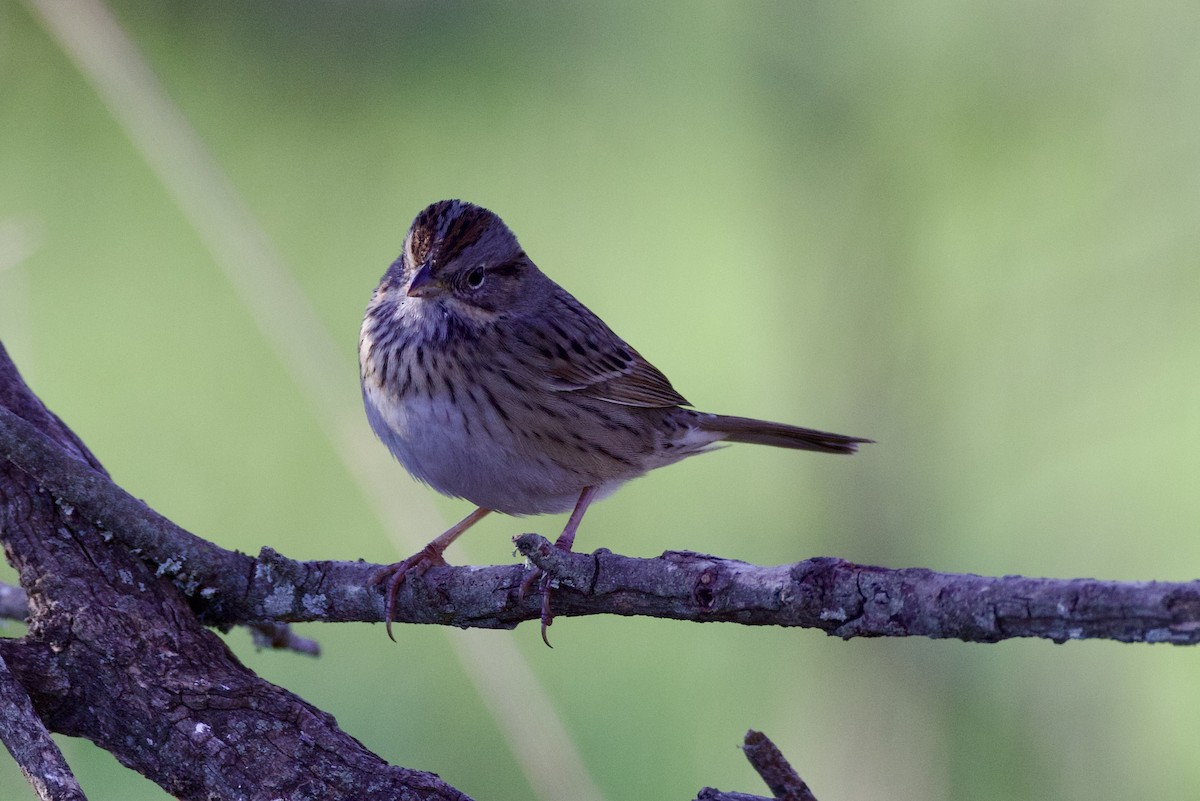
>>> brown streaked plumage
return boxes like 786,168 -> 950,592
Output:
360,199 -> 870,642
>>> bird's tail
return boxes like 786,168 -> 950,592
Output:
698,413 -> 871,455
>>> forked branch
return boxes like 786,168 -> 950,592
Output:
1,339 -> 1198,801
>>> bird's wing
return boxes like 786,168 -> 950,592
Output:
507,300 -> 690,409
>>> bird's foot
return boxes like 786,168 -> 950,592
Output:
516,487 -> 595,647
519,535 -> 579,648
370,546 -> 448,641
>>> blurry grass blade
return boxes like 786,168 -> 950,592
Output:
0,217 -> 42,276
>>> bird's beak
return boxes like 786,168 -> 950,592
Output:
406,262 -> 440,298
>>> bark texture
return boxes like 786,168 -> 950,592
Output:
0,344 -> 469,801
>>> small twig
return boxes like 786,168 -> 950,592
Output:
694,790 -> 773,801
0,581 -> 28,622
692,732 -> 818,801
742,731 -> 818,801
248,623 -> 321,657
0,652 -> 88,801
0,582 -> 320,656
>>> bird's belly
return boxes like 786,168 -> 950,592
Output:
362,383 -> 594,515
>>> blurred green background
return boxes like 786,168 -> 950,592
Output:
3,1 -> 1200,799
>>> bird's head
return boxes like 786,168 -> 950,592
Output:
384,200 -> 544,324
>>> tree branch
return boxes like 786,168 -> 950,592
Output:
0,652 -> 87,801
0,398 -> 250,627
3,386 -> 1200,645
0,342 -> 472,801
513,535 -> 1200,644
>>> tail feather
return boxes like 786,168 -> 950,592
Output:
699,414 -> 872,455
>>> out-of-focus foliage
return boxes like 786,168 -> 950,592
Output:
2,2 -> 1199,800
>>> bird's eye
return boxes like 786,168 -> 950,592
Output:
464,267 -> 486,290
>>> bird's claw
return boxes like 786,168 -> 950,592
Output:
371,548 -> 448,642
518,567 -> 556,647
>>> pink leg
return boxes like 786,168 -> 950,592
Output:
520,486 -> 599,646
372,506 -> 491,641
555,485 -> 599,551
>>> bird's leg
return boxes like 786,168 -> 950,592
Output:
519,486 -> 599,646
371,506 -> 491,641
555,485 -> 598,551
